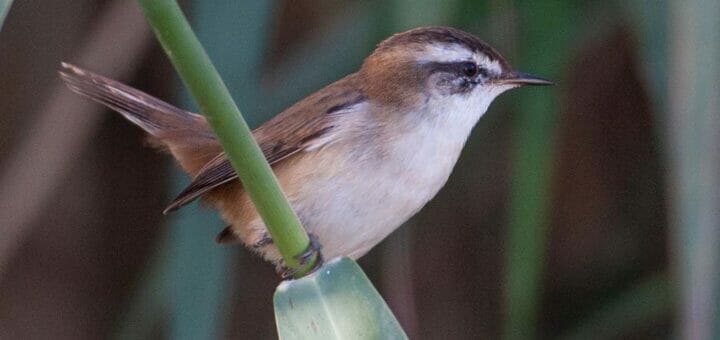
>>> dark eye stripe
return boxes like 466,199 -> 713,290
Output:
421,61 -> 488,78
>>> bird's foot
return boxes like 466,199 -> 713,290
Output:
252,232 -> 273,248
280,233 -> 324,279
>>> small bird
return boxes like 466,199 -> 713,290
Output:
60,26 -> 551,272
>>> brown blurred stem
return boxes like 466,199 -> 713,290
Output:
0,0 -> 152,277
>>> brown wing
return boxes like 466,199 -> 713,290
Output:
164,73 -> 367,213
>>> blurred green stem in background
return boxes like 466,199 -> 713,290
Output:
559,273 -> 673,339
0,0 -> 12,31
667,0 -> 720,338
504,1 -> 575,339
136,0 -> 315,275
631,0 -> 720,338
626,0 -> 669,117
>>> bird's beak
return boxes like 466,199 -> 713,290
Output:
495,70 -> 553,86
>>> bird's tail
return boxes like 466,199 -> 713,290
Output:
59,62 -> 222,176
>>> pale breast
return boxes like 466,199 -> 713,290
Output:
289,107 -> 478,260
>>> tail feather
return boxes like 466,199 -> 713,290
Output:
59,62 -> 223,176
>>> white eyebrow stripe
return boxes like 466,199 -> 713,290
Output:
418,43 -> 473,63
418,43 -> 504,76
477,57 -> 502,76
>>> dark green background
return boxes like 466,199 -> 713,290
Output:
0,1 -> 717,339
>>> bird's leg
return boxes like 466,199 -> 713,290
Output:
280,233 -> 324,279
296,233 -> 324,266
252,232 -> 273,248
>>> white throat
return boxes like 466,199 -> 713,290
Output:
416,84 -> 514,149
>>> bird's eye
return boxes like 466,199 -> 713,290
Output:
461,62 -> 478,77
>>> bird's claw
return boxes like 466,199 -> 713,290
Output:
280,233 -> 324,279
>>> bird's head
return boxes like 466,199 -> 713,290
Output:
359,26 -> 551,116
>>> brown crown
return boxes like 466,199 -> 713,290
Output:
374,26 -> 511,70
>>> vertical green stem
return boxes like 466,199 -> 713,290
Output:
0,0 -> 13,31
504,2 -> 574,339
136,0 -> 314,275
559,273 -> 673,339
668,0 -> 720,338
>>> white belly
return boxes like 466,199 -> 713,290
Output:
293,114 -> 473,259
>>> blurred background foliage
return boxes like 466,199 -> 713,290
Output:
0,1 -> 717,339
